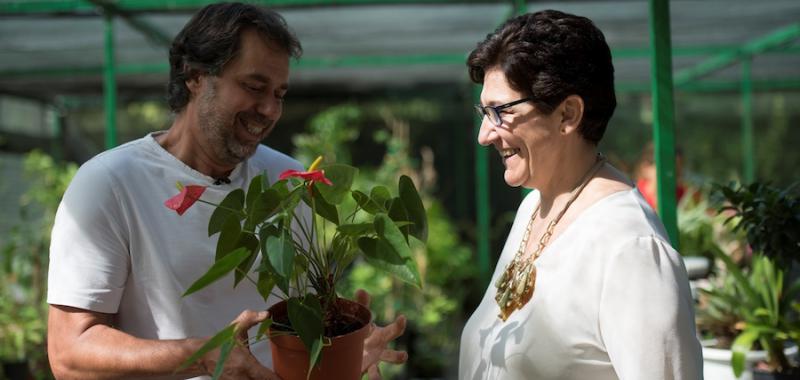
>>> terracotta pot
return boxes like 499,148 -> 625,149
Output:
268,297 -> 371,380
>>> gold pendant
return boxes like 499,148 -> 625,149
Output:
495,262 -> 537,321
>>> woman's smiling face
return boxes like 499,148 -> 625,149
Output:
477,66 -> 563,189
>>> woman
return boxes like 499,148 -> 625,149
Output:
459,10 -> 702,380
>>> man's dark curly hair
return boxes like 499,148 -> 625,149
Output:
167,2 -> 302,113
467,10 -> 616,144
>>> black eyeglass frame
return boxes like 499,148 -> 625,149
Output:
474,97 -> 533,126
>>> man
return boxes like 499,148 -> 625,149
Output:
47,3 -> 406,379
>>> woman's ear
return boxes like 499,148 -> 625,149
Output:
559,95 -> 584,135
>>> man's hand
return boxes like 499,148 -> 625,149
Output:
47,305 -> 278,380
356,289 -> 408,380
198,310 -> 281,380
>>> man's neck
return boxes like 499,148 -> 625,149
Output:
156,113 -> 235,179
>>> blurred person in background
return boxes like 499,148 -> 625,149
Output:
460,10 -> 702,380
635,142 -> 687,212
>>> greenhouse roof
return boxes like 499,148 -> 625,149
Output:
0,0 -> 799,102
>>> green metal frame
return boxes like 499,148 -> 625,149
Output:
648,0 -> 678,245
0,0 -> 496,13
103,12 -> 117,149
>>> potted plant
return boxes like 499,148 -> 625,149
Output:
164,156 -> 427,380
697,182 -> 800,380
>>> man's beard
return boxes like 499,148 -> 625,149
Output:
197,81 -> 274,165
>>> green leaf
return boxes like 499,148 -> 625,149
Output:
370,186 -> 392,209
352,190 -> 382,214
247,189 -> 281,229
308,336 -> 324,376
256,267 -> 276,301
208,189 -> 245,236
316,164 -> 357,205
287,296 -> 324,368
388,198 -> 411,240
338,223 -> 374,236
215,215 -> 242,261
233,233 -> 260,287
732,328 -> 760,377
399,175 -> 428,242
176,324 -> 236,372
245,174 -> 264,212
211,339 -> 234,380
266,233 -> 295,295
375,213 -> 412,260
364,214 -> 422,288
256,318 -> 272,340
308,185 -> 339,225
183,247 -> 252,296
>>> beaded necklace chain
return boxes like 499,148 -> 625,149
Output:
494,153 -> 606,321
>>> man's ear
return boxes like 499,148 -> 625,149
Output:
184,65 -> 205,95
559,95 -> 584,135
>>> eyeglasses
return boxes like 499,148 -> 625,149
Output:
474,97 -> 533,126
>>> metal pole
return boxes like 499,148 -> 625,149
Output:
103,12 -> 118,149
648,0 -> 679,247
474,84 -> 491,285
741,58 -> 755,183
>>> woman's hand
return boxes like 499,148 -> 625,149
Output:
356,289 -> 409,380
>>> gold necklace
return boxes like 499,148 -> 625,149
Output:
494,153 -> 606,321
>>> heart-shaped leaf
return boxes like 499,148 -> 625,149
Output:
215,216 -> 242,260
266,233 -> 295,295
399,175 -> 428,242
287,296 -> 324,371
374,213 -> 422,288
337,223 -> 374,236
233,233 -> 260,286
208,189 -> 245,236
316,164 -> 357,205
245,174 -> 264,212
184,247 -> 251,296
307,185 -> 339,225
246,188 -> 281,230
370,185 -> 392,209
352,190 -> 382,214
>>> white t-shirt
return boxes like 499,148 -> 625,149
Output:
459,189 -> 702,380
48,132 -> 305,379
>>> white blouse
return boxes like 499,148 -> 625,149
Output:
459,189 -> 702,380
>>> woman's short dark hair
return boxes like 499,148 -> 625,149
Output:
167,2 -> 302,112
467,10 -> 616,144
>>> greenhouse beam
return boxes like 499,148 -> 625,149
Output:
0,0 -> 508,14
674,22 -> 800,85
88,0 -> 172,47
103,12 -> 118,149
648,0 -> 679,247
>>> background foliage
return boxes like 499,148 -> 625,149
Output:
0,151 -> 75,379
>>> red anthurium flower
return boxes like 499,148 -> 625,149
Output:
278,156 -> 333,186
278,169 -> 333,186
164,184 -> 207,215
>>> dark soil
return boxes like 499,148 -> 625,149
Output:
271,309 -> 364,337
